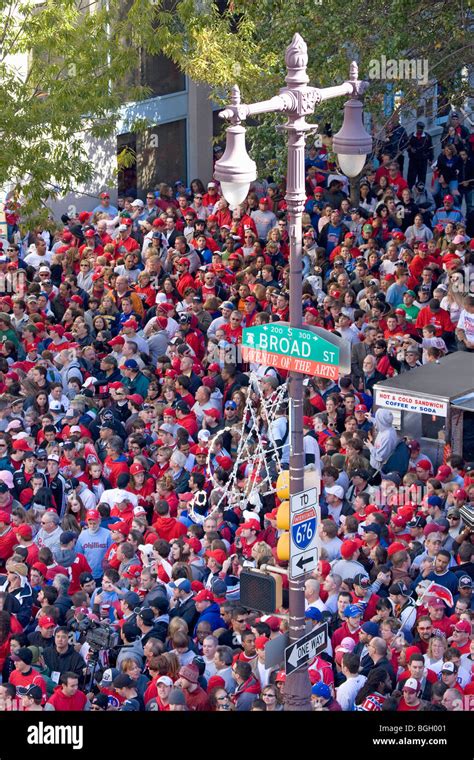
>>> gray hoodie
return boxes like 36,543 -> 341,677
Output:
368,409 -> 398,470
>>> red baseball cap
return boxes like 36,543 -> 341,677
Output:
240,518 -> 261,533
12,440 -> 33,452
355,404 -> 367,412
444,194 -> 454,203
15,524 -> 32,539
416,459 -> 432,472
391,515 -> 407,528
86,510 -> 100,521
454,620 -> 471,633
110,521 -> 128,536
215,455 -> 232,469
127,394 -> 144,405
255,635 -> 269,650
340,539 -> 363,559
387,541 -> 407,557
204,408 -> 221,420
194,590 -> 214,603
205,549 -> 227,566
185,537 -> 202,554
435,465 -> 452,481
130,463 -> 145,475
122,565 -> 142,579
38,615 -> 56,629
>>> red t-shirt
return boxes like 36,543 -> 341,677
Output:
9,669 -> 47,700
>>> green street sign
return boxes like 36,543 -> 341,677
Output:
242,322 -> 340,379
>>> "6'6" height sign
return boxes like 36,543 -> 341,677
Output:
291,507 -> 317,550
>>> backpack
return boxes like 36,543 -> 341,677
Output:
381,440 -> 411,476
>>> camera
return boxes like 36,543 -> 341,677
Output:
70,616 -> 119,651
459,504 -> 474,531
86,624 -> 119,652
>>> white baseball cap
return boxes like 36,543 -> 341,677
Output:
325,485 -> 344,500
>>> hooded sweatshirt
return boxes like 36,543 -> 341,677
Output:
45,685 -> 88,711
368,409 -> 398,470
152,515 -> 187,542
52,548 -> 92,594
193,602 -> 226,635
233,675 -> 261,711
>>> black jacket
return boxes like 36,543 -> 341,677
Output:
408,132 -> 434,162
43,644 -> 86,681
169,596 -> 199,632
27,631 -> 56,649
0,580 -> 33,626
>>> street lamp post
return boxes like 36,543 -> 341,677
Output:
215,33 -> 371,711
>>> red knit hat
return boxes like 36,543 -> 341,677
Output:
207,675 -> 226,693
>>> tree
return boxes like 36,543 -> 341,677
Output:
0,0 -> 147,221
130,0 -> 473,177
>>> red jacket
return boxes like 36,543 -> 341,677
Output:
9,668 -> 47,700
103,542 -> 121,571
67,553 -> 93,595
331,621 -> 361,650
152,516 -> 187,542
176,273 -> 196,298
0,527 -> 17,564
415,305 -> 454,337
47,686 -> 88,711
103,456 -> 129,488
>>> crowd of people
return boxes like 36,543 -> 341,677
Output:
0,109 -> 472,713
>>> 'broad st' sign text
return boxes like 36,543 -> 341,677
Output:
242,323 -> 340,379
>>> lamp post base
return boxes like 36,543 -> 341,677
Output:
283,669 -> 312,711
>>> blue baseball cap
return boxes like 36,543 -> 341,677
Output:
343,604 -> 362,618
361,622 -> 380,636
362,523 -> 381,536
305,607 -> 322,622
427,495 -> 443,508
169,578 -> 191,593
311,682 -> 331,699
220,301 -> 235,311
225,401 -> 237,410
122,359 -> 139,370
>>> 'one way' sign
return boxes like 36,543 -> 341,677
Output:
285,623 -> 328,675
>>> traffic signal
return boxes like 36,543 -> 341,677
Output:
276,471 -> 290,562
276,471 -> 289,500
239,568 -> 283,614
276,500 -> 290,561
